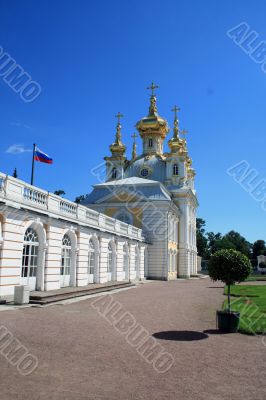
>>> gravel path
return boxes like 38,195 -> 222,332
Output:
0,278 -> 265,400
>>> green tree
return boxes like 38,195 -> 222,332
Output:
54,190 -> 65,197
196,218 -> 208,258
74,195 -> 86,204
206,232 -> 223,255
222,230 -> 252,257
12,168 -> 18,178
252,240 -> 266,258
208,249 -> 251,312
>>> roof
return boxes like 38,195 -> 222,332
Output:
83,177 -> 172,204
124,154 -> 166,183
93,176 -> 157,187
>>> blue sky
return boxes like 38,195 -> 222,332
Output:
0,0 -> 266,243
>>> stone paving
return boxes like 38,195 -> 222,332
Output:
0,278 -> 265,400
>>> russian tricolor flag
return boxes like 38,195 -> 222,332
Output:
34,147 -> 53,164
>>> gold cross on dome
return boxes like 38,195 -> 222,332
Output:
131,132 -> 138,143
115,112 -> 124,124
147,82 -> 159,96
171,105 -> 180,119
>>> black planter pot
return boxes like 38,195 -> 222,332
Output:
216,310 -> 240,333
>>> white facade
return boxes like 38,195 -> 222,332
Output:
0,173 -> 146,299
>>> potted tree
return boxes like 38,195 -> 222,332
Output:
259,261 -> 266,275
208,249 -> 251,333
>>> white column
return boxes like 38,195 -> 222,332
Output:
129,243 -> 136,281
0,210 -> 24,298
76,231 -> 89,287
45,224 -> 62,291
178,200 -> 190,278
139,245 -> 145,280
116,239 -> 125,282
98,236 -> 108,283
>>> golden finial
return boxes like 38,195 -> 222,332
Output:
172,105 -> 180,120
114,112 -> 124,145
131,133 -> 138,160
109,112 -> 126,157
115,111 -> 124,125
171,105 -> 180,139
147,82 -> 159,116
147,82 -> 159,96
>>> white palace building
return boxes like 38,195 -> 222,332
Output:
0,85 -> 198,299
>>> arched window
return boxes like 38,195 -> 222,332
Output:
111,167 -> 117,179
61,234 -> 71,277
107,243 -> 113,273
123,244 -> 127,272
116,212 -> 131,225
22,228 -> 39,279
148,138 -> 153,147
173,163 -> 178,176
88,239 -> 95,275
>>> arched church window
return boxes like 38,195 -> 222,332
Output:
22,228 -> 39,279
116,212 -> 131,225
61,234 -> 71,276
107,243 -> 113,273
88,239 -> 95,275
173,163 -> 178,176
148,138 -> 153,147
111,168 -> 117,179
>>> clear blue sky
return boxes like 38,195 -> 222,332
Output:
1,0 -> 266,243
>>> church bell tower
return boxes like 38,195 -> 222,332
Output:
104,112 -> 127,181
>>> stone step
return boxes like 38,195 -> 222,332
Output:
30,282 -> 135,305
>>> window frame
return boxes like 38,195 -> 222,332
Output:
88,239 -> 95,275
21,228 -> 39,279
173,163 -> 179,176
61,234 -> 71,276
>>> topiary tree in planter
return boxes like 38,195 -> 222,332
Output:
208,249 -> 251,332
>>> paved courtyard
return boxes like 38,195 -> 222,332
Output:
0,279 -> 265,400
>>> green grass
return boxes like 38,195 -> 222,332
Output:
245,275 -> 266,282
223,285 -> 266,335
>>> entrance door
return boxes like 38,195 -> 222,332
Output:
107,243 -> 113,281
21,228 -> 39,291
88,239 -> 95,284
60,262 -> 70,287
60,235 -> 71,287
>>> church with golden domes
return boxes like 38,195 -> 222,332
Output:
84,83 -> 198,279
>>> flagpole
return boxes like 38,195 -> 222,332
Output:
31,143 -> 36,186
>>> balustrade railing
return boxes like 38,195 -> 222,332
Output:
59,200 -> 77,215
0,174 -> 143,240
23,187 -> 48,206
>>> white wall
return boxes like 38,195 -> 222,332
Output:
0,207 -> 145,299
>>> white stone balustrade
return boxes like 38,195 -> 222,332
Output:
0,174 -> 144,240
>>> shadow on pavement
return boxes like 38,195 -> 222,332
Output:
152,330 -> 209,341
203,329 -> 231,335
207,287 -> 224,289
